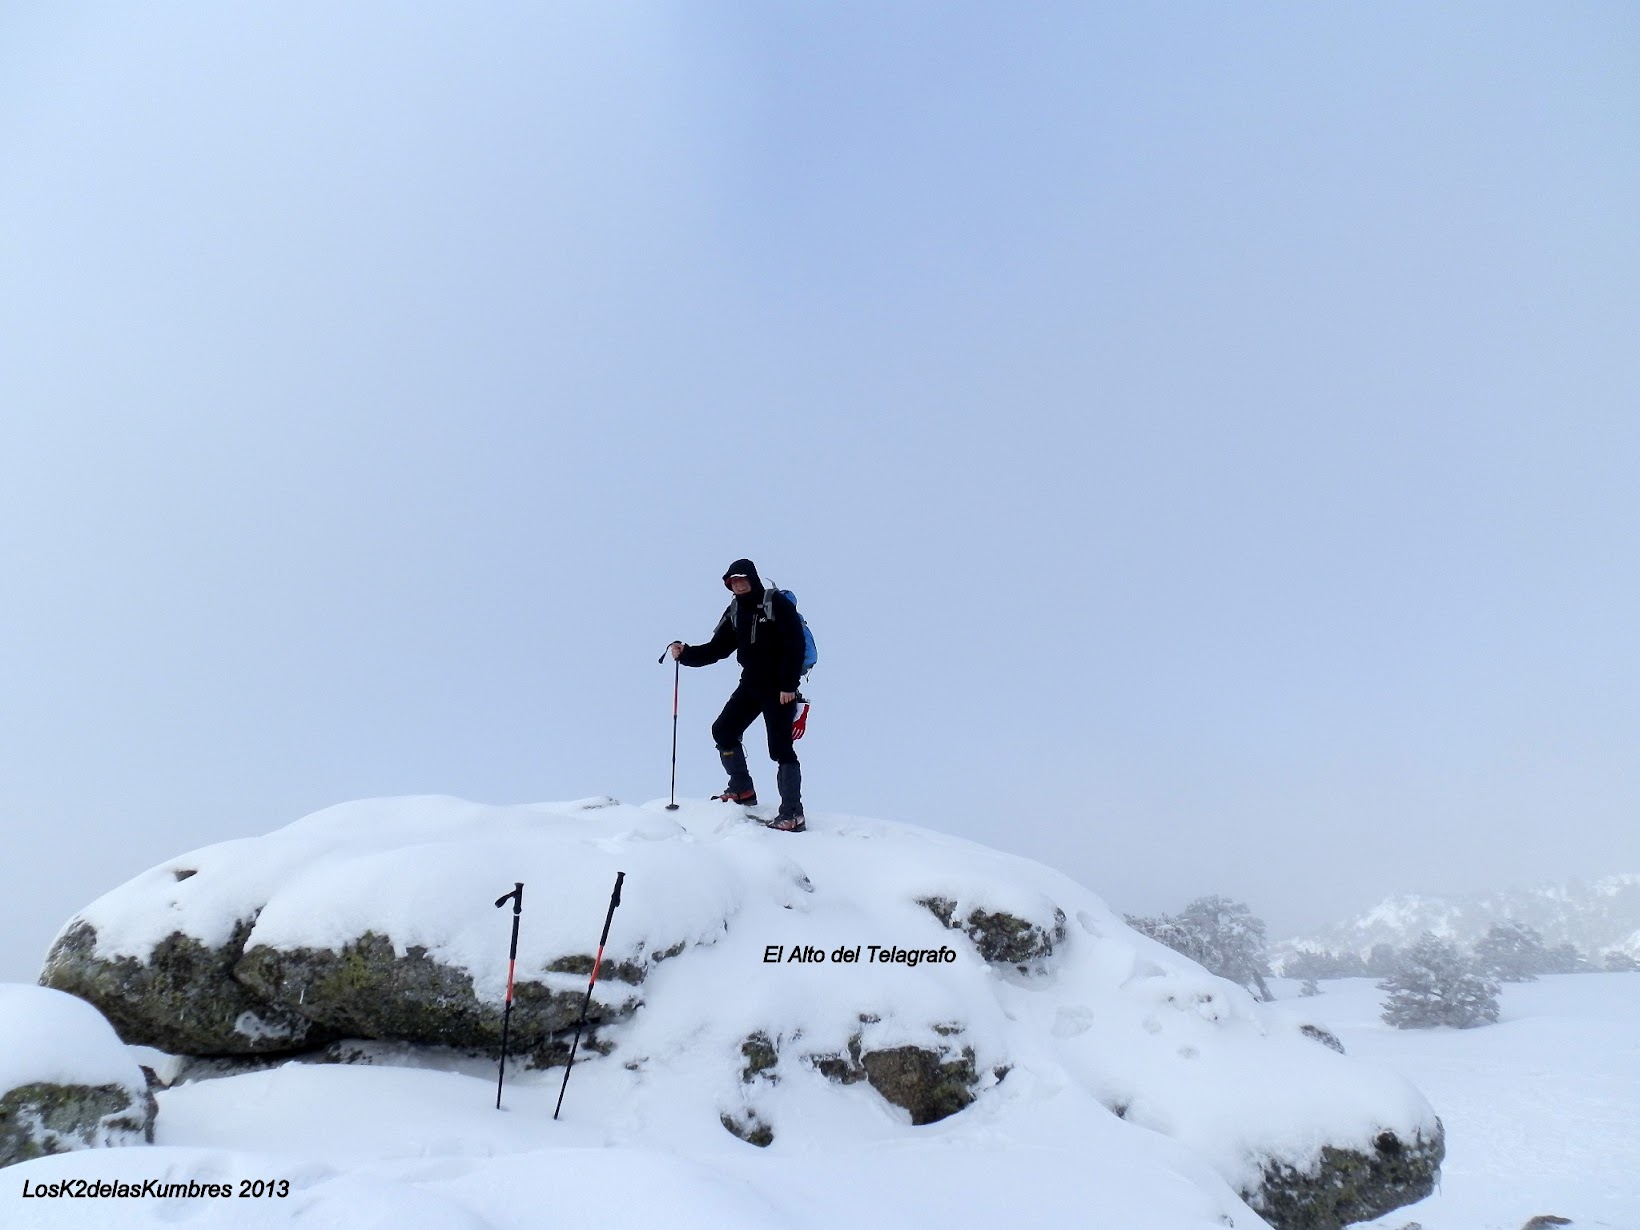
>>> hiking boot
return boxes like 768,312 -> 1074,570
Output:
764,812 -> 805,833
775,762 -> 803,824
716,744 -> 756,806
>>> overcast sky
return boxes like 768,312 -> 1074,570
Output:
3,3 -> 1637,984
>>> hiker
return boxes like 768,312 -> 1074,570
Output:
668,559 -> 807,832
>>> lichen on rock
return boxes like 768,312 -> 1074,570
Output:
41,920 -> 327,1055
1245,1120 -> 1446,1230
809,1031 -> 981,1125
236,932 -> 640,1056
720,1109 -> 774,1147
0,1081 -> 157,1169
739,1031 -> 780,1084
917,896 -> 1067,969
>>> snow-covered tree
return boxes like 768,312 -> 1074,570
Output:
1379,933 -> 1500,1030
1604,951 -> 1640,973
1298,978 -> 1321,997
1126,896 -> 1273,1000
1366,943 -> 1401,977
1543,943 -> 1588,974
1283,948 -> 1368,980
1473,920 -> 1548,982
1125,912 -> 1198,957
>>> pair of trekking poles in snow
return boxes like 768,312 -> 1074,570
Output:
492,872 -> 624,1117
493,653 -> 684,1112
490,655 -> 799,1112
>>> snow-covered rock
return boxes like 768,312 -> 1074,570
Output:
0,985 -> 156,1168
42,797 -> 723,1059
42,795 -> 1445,1228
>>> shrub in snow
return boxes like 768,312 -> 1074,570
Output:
1126,895 -> 1273,1000
1299,978 -> 1321,997
1472,920 -> 1548,982
0,985 -> 157,1168
1378,933 -> 1500,1029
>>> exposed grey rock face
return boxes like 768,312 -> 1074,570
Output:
810,1032 -> 982,1125
720,1110 -> 774,1147
737,1032 -> 780,1084
720,1025 -> 989,1141
1299,1023 -> 1346,1054
42,921 -> 643,1061
41,920 -> 329,1055
859,1045 -> 980,1124
235,933 -> 640,1056
0,1080 -> 157,1169
918,896 -> 1067,968
1245,1120 -> 1446,1230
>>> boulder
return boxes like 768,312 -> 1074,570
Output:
38,797 -> 731,1059
36,795 -> 1446,1230
918,895 -> 1067,968
234,932 -> 642,1058
809,1030 -> 984,1125
42,920 -> 328,1055
0,985 -> 157,1169
0,1081 -> 157,1168
1246,1121 -> 1446,1230
1298,1023 -> 1346,1054
719,1109 -> 774,1147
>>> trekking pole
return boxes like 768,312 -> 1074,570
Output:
658,646 -> 680,810
553,870 -> 625,1120
493,882 -> 525,1109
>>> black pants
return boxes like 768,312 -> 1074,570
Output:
712,681 -> 799,766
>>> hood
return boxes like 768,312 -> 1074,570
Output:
722,558 -> 766,600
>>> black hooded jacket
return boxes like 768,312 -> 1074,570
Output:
677,558 -> 806,692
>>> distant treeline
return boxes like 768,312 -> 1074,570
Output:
1126,901 -> 1640,1004
1282,923 -> 1640,982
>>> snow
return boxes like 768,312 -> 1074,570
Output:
4,959 -> 1635,1230
62,797 -> 740,1004
5,1067 -> 1253,1230
1264,973 -> 1640,1230
30,793 -> 1620,1228
0,984 -> 149,1098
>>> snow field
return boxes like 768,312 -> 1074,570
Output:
1264,973 -> 1640,1230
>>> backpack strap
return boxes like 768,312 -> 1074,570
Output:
749,581 -> 778,642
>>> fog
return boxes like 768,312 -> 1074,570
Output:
3,3 -> 1637,982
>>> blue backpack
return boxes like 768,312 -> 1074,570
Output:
737,583 -> 818,676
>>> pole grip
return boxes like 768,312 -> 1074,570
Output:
602,871 -> 626,940
494,882 -> 524,911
